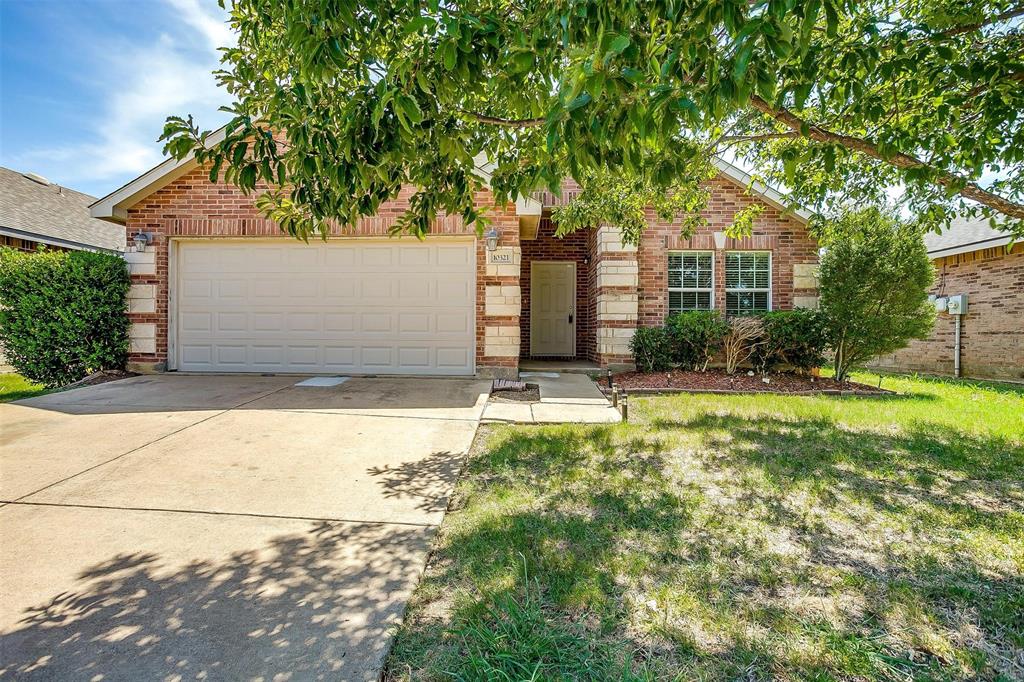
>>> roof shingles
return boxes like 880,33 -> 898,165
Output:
0,166 -> 124,251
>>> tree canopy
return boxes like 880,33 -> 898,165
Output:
162,0 -> 1024,241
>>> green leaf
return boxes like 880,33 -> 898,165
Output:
609,34 -> 630,54
566,92 -> 592,111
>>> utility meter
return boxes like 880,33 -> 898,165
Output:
946,294 -> 968,315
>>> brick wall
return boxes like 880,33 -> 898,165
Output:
638,176 -> 820,326
519,217 -> 593,360
123,164 -> 520,376
870,243 -> 1024,381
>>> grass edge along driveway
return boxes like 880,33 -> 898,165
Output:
0,373 -> 46,403
385,373 -> 1023,681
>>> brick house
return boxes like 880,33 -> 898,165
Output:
870,217 -> 1023,382
90,135 -> 819,378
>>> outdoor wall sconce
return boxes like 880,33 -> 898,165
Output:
484,228 -> 499,251
132,231 -> 151,252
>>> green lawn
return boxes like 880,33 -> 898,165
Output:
386,373 -> 1024,681
0,373 -> 47,402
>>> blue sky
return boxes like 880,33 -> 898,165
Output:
1,0 -> 233,198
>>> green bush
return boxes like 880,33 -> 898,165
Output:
666,310 -> 729,371
818,208 -> 935,382
753,309 -> 828,373
629,326 -> 672,373
0,248 -> 130,387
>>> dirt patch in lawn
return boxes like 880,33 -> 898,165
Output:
611,370 -> 891,395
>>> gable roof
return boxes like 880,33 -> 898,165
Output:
90,126 -> 809,225
0,167 -> 125,252
924,216 -> 1015,258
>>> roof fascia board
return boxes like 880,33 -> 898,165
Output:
928,235 -> 1014,259
90,127 -> 228,224
711,158 -> 811,224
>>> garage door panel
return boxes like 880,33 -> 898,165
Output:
176,240 -> 475,374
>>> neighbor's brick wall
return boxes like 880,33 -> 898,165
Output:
123,163 -> 520,375
869,243 -> 1024,381
638,176 -> 820,326
519,217 -> 593,360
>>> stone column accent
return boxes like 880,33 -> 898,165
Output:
129,323 -> 156,356
792,263 -> 820,309
590,225 -> 638,369
478,225 -> 522,378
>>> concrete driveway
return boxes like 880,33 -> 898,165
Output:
0,374 -> 490,681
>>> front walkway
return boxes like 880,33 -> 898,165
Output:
482,372 -> 621,424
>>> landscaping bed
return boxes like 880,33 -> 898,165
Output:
610,369 -> 892,395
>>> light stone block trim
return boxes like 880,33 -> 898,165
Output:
129,297 -> 156,314
485,246 -> 522,277
125,249 -> 156,275
484,325 -> 520,357
128,284 -> 156,301
793,295 -> 820,310
596,327 -> 635,356
129,322 -> 156,354
793,263 -> 820,289
485,284 -> 522,317
595,225 -> 638,254
595,291 -> 638,321
594,259 -> 639,288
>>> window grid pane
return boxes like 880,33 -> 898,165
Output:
668,251 -> 714,314
724,252 -> 770,315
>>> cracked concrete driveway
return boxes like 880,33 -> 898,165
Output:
0,374 -> 490,681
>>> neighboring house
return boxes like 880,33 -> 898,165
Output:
90,139 -> 819,377
0,166 -> 125,253
871,217 -> 1023,382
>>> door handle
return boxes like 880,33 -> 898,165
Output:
568,313 -> 574,324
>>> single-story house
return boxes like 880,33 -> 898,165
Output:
870,217 -> 1023,382
0,166 -> 125,253
90,137 -> 820,378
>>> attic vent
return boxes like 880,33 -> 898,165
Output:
23,172 -> 50,185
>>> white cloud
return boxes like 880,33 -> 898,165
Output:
8,0 -> 234,196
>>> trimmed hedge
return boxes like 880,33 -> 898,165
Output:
0,248 -> 130,387
753,309 -> 828,373
666,311 -> 729,370
631,309 -> 827,374
630,326 -> 673,372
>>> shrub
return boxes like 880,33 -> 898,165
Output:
817,208 -> 935,382
0,248 -> 130,387
722,316 -> 765,374
753,309 -> 828,373
630,326 -> 672,373
666,310 -> 729,371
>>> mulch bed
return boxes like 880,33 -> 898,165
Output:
61,369 -> 138,391
608,370 -> 893,396
490,382 -> 541,403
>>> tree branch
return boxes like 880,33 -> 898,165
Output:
747,95 -> 1024,219
460,111 -> 546,127
932,6 -> 1024,37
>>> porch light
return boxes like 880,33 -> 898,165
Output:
132,231 -> 150,253
483,228 -> 499,251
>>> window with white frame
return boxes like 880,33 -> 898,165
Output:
668,251 -> 714,314
725,251 -> 771,315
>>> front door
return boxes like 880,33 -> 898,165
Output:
530,261 -> 576,356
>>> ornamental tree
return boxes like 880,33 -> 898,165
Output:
817,207 -> 935,382
161,0 -> 1024,242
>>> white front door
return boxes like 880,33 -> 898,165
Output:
530,261 -> 576,356
173,239 -> 476,375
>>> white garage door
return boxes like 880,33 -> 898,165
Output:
174,240 -> 476,375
